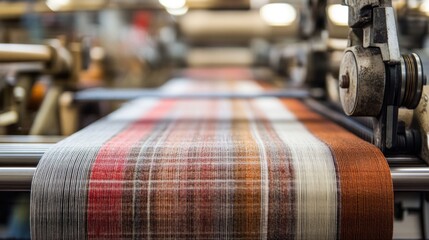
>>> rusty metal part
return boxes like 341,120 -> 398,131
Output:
340,0 -> 426,153
342,0 -> 385,27
339,46 -> 386,116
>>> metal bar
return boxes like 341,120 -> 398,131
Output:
0,44 -> 52,63
0,167 -> 428,191
0,144 -> 52,166
387,156 -> 427,167
0,135 -> 63,144
0,167 -> 35,191
0,150 -> 423,167
0,144 -> 425,167
323,101 -> 375,130
74,88 -> 311,102
391,168 -> 429,192
304,99 -> 374,142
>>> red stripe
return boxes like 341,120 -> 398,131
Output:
87,100 -> 176,239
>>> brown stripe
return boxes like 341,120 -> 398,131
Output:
282,99 -> 394,240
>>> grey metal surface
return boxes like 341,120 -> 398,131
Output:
0,167 -> 35,191
0,144 -> 52,166
1,166 -> 428,191
0,44 -> 52,63
74,88 -> 312,102
0,142 -> 425,168
0,135 -> 63,144
305,98 -> 374,142
391,168 -> 429,192
387,156 -> 427,167
339,46 -> 386,117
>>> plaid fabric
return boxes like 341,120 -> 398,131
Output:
31,79 -> 393,239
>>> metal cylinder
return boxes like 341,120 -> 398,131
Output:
0,44 -> 52,63
0,143 -> 425,168
0,144 -> 52,166
74,89 -> 312,102
1,167 -> 429,192
400,53 -> 426,109
0,135 -> 63,144
391,167 -> 429,191
0,167 -> 35,191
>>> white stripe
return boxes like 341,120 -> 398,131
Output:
253,97 -> 338,240
237,81 -> 338,240
216,99 -> 234,239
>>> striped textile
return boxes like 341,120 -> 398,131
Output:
30,79 -> 393,239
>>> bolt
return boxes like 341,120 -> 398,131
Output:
340,74 -> 350,89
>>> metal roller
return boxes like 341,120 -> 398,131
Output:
1,167 -> 428,191
0,41 -> 72,75
0,135 -> 63,144
74,89 -> 313,102
0,167 -> 35,191
391,168 -> 429,191
339,46 -> 386,117
0,44 -> 52,63
1,142 -> 425,167
0,144 -> 52,166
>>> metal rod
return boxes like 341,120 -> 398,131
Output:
391,168 -> 429,191
0,144 -> 52,166
0,150 -> 423,167
0,135 -> 63,144
0,167 -> 428,191
0,167 -> 35,191
387,156 -> 427,167
0,44 -> 52,63
304,99 -> 374,142
74,88 -> 311,102
0,144 -> 425,167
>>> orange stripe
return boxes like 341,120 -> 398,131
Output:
231,100 -> 261,239
282,99 -> 393,240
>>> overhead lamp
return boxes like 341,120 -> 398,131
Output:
327,4 -> 349,26
46,0 -> 70,11
420,0 -> 429,16
166,6 -> 189,16
260,3 -> 297,26
159,0 -> 186,9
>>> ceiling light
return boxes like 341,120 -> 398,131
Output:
260,3 -> 297,26
46,0 -> 70,11
159,0 -> 186,9
327,4 -> 349,26
420,0 -> 429,16
166,6 -> 189,16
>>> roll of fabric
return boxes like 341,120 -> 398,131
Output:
30,79 -> 393,239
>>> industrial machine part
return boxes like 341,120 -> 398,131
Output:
0,41 -> 72,75
1,167 -> 428,192
339,0 -> 426,154
0,40 -> 74,135
74,88 -> 312,102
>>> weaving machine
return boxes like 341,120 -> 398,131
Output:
1,0 -> 429,239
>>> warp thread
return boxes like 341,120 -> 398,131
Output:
30,79 -> 393,239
